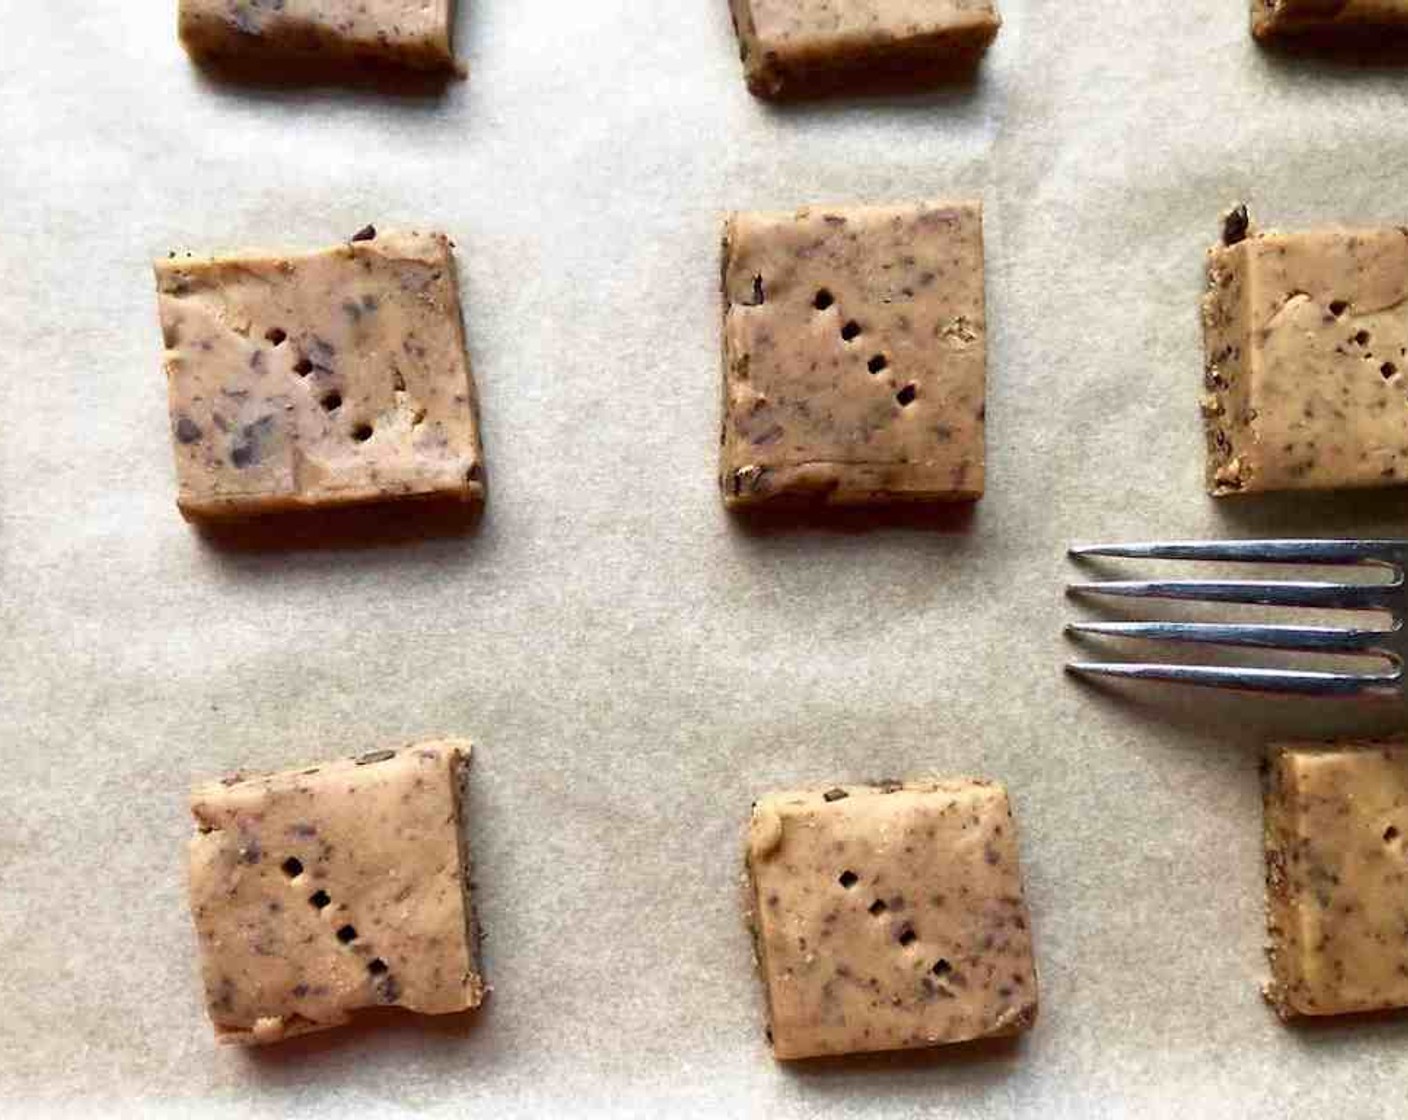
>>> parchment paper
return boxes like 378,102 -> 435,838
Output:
7,2 -> 1408,1116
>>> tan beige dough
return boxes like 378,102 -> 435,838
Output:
1254,0 -> 1408,39
744,780 -> 1038,1060
188,739 -> 484,1044
728,0 -> 1000,97
178,0 -> 460,73
156,229 -> 484,520
720,201 -> 987,508
1202,218 -> 1408,495
1263,740 -> 1408,1018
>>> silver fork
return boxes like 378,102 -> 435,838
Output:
1065,540 -> 1407,697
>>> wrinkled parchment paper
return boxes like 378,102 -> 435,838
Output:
7,2 -> 1408,1116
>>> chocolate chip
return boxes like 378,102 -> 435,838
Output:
1222,204 -> 1250,247
175,416 -> 203,444
374,974 -> 400,1004
822,788 -> 849,802
350,225 -> 377,243
229,415 -> 274,469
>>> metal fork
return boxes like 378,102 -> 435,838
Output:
1065,540 -> 1408,697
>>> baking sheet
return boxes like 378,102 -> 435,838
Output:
7,1 -> 1408,1116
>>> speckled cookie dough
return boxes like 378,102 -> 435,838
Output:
1263,740 -> 1408,1019
156,229 -> 484,520
720,201 -> 986,508
728,0 -> 1000,97
178,0 -> 461,73
1201,211 -> 1408,495
743,780 -> 1037,1060
1253,0 -> 1408,39
187,740 -> 484,1045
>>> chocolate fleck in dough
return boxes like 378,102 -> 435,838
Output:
1263,740 -> 1408,1019
720,202 -> 986,508
743,780 -> 1037,1060
1253,0 -> 1408,39
1201,214 -> 1408,495
178,0 -> 461,73
187,739 -> 484,1045
156,230 -> 484,520
728,0 -> 1000,98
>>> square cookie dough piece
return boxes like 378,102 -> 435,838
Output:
729,0 -> 1001,98
178,0 -> 459,73
744,780 -> 1037,1060
188,739 -> 484,1044
1264,740 -> 1408,1018
1253,0 -> 1408,40
1201,219 -> 1408,495
156,229 -> 484,520
720,201 -> 986,508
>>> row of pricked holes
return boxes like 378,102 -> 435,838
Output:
281,857 -> 388,978
262,329 -> 375,442
839,868 -> 949,978
1326,312 -> 1401,381
813,290 -> 916,407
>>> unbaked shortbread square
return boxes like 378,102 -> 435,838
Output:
744,780 -> 1038,1060
720,201 -> 987,508
187,740 -> 484,1044
1253,0 -> 1408,40
1202,220 -> 1408,495
728,0 -> 1001,98
1264,740 -> 1408,1019
156,230 -> 484,520
178,0 -> 460,73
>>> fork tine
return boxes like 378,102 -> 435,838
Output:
1066,661 -> 1399,697
1066,620 -> 1395,654
1069,540 -> 1403,566
1067,579 -> 1391,611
